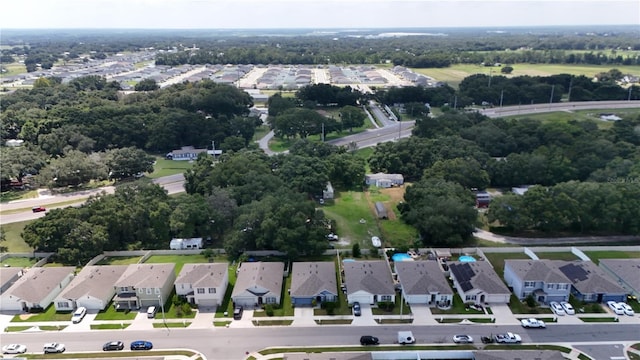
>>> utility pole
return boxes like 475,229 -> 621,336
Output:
488,68 -> 493,88
500,90 -> 504,108
628,86 -> 633,101
321,122 -> 325,142
567,78 -> 573,102
548,85 -> 555,108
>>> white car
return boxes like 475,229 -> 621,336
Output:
607,301 -> 625,315
550,301 -> 565,316
71,306 -> 87,323
521,318 -> 546,328
494,332 -> 522,343
43,343 -> 65,354
2,344 -> 27,354
452,334 -> 474,343
618,302 -> 634,316
561,301 -> 575,315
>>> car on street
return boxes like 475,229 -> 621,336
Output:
494,332 -> 522,344
102,341 -> 124,351
71,306 -> 87,323
561,301 -> 575,315
550,301 -> 565,315
2,344 -> 27,354
32,206 -> 46,213
521,318 -> 546,328
233,306 -> 243,320
619,302 -> 634,316
360,335 -> 379,345
43,343 -> 65,354
452,334 -> 474,343
130,341 -> 153,350
608,301 -> 625,315
353,302 -> 361,316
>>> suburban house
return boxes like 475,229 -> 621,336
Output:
169,237 -> 203,250
54,265 -> 129,311
166,145 -> 222,161
343,260 -> 395,305
113,263 -> 176,310
554,261 -> 627,303
232,262 -> 285,308
290,262 -> 338,306
395,261 -> 453,307
374,202 -> 388,219
599,259 -> 640,300
365,173 -> 404,188
504,260 -> 571,304
0,267 -> 23,294
175,263 -> 228,307
0,267 -> 75,312
448,261 -> 511,305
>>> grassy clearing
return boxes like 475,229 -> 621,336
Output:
148,157 -> 193,178
315,319 -> 353,325
413,63 -> 640,88
90,323 -> 131,330
96,256 -> 142,265
252,125 -> 271,142
94,303 -> 137,320
11,305 -> 72,322
143,254 -> 225,275
0,221 -> 33,253
215,264 -> 238,318
322,191 -> 380,249
153,321 -> 191,328
583,250 -> 640,265
0,189 -> 39,203
0,256 -> 37,268
252,319 -> 293,326
0,62 -> 27,77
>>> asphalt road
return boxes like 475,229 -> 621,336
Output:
479,100 -> 640,118
2,323 -> 638,360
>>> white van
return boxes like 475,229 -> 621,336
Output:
147,306 -> 157,318
71,307 -> 87,323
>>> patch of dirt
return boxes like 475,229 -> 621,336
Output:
18,314 -> 35,320
365,186 -> 407,221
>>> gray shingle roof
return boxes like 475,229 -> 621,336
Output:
290,262 -> 337,297
599,259 -> 640,292
395,261 -> 453,296
59,265 -> 128,301
343,261 -> 394,295
4,267 -> 75,303
176,263 -> 228,288
505,259 -> 570,284
0,267 -> 23,293
114,263 -> 175,289
555,261 -> 626,294
449,261 -> 510,295
232,262 -> 284,298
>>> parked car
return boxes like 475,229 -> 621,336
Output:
2,344 -> 27,354
452,334 -> 474,343
521,318 -> 546,328
146,306 -> 157,318
233,306 -> 243,320
494,332 -> 522,344
130,341 -> 153,350
353,302 -> 361,316
550,301 -> 565,316
619,302 -> 635,316
32,206 -> 46,213
43,343 -> 65,354
71,306 -> 87,323
607,301 -> 625,315
102,341 -> 124,351
560,301 -> 575,315
360,335 -> 379,345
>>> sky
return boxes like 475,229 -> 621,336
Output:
2,0 -> 639,29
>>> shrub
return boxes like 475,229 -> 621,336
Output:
352,243 -> 361,258
525,294 -> 537,308
180,303 -> 192,317
322,301 -> 337,315
377,301 -> 394,312
265,304 -> 274,317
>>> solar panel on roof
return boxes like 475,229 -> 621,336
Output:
558,263 -> 589,282
460,281 -> 473,292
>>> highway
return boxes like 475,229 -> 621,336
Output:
479,100 -> 640,118
1,323 -> 639,360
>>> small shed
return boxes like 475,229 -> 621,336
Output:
374,202 -> 388,219
323,182 -> 334,200
170,238 -> 203,250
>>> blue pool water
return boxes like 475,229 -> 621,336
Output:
343,259 -> 355,262
392,253 -> 412,262
459,255 -> 476,262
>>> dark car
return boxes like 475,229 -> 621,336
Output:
130,341 -> 153,351
103,341 -> 124,351
360,336 -> 379,345
353,302 -> 361,316
32,206 -> 46,213
233,306 -> 243,320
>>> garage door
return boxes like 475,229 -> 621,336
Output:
198,298 -> 218,307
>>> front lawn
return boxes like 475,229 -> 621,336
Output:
11,305 -> 72,322
90,323 -> 130,330
153,321 -> 191,328
94,303 -> 137,320
371,297 -> 412,316
508,294 -> 553,315
579,317 -> 618,322
252,319 -> 293,326
430,294 -> 484,315
215,264 -> 238,318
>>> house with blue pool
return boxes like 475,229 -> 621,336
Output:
290,262 -> 338,306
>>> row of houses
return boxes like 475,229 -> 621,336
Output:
1,257 -> 636,313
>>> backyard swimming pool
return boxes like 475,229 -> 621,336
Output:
392,253 -> 413,262
459,255 -> 476,262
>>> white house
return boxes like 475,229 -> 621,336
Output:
343,260 -> 395,305
232,262 -> 285,308
54,265 -> 129,311
170,238 -> 203,250
365,173 -> 404,188
175,263 -> 228,307
0,267 -> 75,312
395,261 -> 453,307
448,261 -> 511,305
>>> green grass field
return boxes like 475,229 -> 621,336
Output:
11,305 -> 72,322
583,251 -> 640,264
413,63 -> 640,88
0,221 -> 33,253
321,191 -> 380,249
148,157 -> 193,178
0,63 -> 27,77
96,256 -> 142,265
94,302 -> 138,320
143,254 -> 227,274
